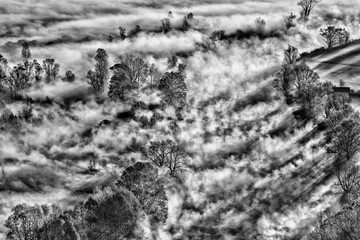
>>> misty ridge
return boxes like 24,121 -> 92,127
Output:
1,0 -> 360,239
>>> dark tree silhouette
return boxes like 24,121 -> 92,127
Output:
21,41 -> 31,61
336,163 -> 360,194
143,139 -> 188,176
118,26 -> 127,40
210,30 -> 226,41
148,63 -> 162,87
143,139 -> 174,167
118,54 -> 149,84
108,63 -> 137,101
118,162 -> 168,225
128,25 -> 141,38
320,26 -> 346,48
83,187 -> 140,240
284,45 -> 299,65
298,0 -> 321,21
255,17 -> 266,31
273,64 -> 295,102
42,58 -> 60,82
5,203 -> 61,240
182,12 -> 194,30
293,63 -> 319,93
328,117 -> 360,163
63,70 -> 76,82
309,204 -> 360,240
161,18 -> 171,33
167,55 -> 178,69
5,64 -> 31,97
87,48 -> 109,96
158,72 -> 187,108
284,13 -> 296,30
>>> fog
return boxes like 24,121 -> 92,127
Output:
0,0 -> 359,239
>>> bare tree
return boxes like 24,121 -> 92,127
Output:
166,144 -> 188,176
320,26 -> 343,48
143,139 -> 188,176
298,0 -> 321,21
293,63 -> 319,93
118,54 -> 149,84
337,164 -> 360,194
87,48 -> 109,96
42,58 -> 60,82
143,139 -> 174,167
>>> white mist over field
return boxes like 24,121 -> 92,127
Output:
0,0 -> 360,239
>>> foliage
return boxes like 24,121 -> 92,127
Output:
83,187 -> 140,240
161,18 -> 171,33
210,30 -> 226,41
5,64 -> 31,97
167,55 -> 178,69
320,26 -> 350,48
255,17 -> 266,31
5,203 -> 61,240
128,25 -> 141,38
87,48 -> 109,96
5,187 -> 141,240
293,63 -> 319,93
148,63 -> 162,87
42,58 -> 60,83
336,164 -> 360,194
108,63 -> 137,101
63,70 -> 76,82
118,162 -> 168,225
158,71 -> 187,108
284,13 -> 296,30
298,0 -> 321,21
119,54 -> 149,84
308,204 -> 360,240
284,45 -> 299,65
118,26 -> 127,40
21,41 -> 31,61
108,54 -> 149,101
182,12 -> 194,30
327,116 -> 360,163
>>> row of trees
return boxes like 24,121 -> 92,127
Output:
107,12 -> 196,42
274,45 -> 360,238
5,162 -> 167,240
0,43 -> 76,99
273,45 -> 335,121
87,49 -> 188,109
